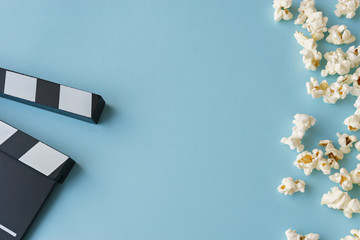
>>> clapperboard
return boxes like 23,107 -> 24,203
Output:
0,68 -> 105,240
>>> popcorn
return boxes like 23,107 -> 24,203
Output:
326,25 -> 356,45
295,0 -> 317,25
273,0 -> 293,21
306,77 -> 328,98
347,46 -> 360,69
337,133 -> 357,153
350,68 -> 360,96
294,31 -> 322,71
295,149 -> 334,175
303,11 -> 328,41
321,187 -> 360,218
329,168 -> 353,191
281,114 -> 316,152
337,74 -> 354,85
335,0 -> 360,18
344,114 -> 360,131
285,229 -> 319,240
322,48 -> 352,77
319,139 -> 343,169
341,229 -> 360,240
324,82 -> 350,104
350,164 -> 360,184
278,177 -> 306,195
355,141 -> 360,151
294,151 -> 319,175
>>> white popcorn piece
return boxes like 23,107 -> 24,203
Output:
285,229 -> 319,240
337,133 -> 357,153
338,74 -> 354,85
319,140 -> 343,169
350,68 -> 360,96
350,164 -> 360,185
278,177 -> 306,195
326,25 -> 356,45
281,114 -> 316,152
321,187 -> 360,218
294,151 -> 318,175
294,31 -> 322,71
295,0 -> 317,25
335,0 -> 360,19
322,48 -> 352,77
273,0 -> 293,21
341,229 -> 360,240
344,114 -> 360,131
306,77 -> 351,104
303,11 -> 328,41
330,168 -> 353,191
347,46 -> 360,69
306,77 -> 328,98
355,141 -> 360,151
323,82 -> 350,104
295,149 -> 333,175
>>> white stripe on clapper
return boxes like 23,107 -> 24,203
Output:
0,224 -> 17,237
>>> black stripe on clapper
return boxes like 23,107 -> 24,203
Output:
0,131 -> 39,159
35,79 -> 60,109
0,68 -> 6,93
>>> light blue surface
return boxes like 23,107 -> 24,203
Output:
0,0 -> 359,239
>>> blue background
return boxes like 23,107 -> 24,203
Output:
0,0 -> 359,239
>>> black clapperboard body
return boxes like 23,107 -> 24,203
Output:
0,68 -> 105,240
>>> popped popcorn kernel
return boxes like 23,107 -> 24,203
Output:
281,114 -> 316,152
341,229 -> 360,240
319,139 -> 344,165
326,25 -> 356,45
321,187 -> 360,218
329,168 -> 353,191
337,132 -> 357,153
294,151 -> 317,175
295,0 -> 317,25
335,0 -> 360,19
294,31 -> 322,71
285,229 -> 319,240
350,164 -> 360,184
303,11 -> 328,41
347,46 -> 360,69
278,177 -> 306,195
322,48 -> 352,77
273,0 -> 293,21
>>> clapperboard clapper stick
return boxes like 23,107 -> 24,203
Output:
0,67 -> 105,124
0,120 -> 75,240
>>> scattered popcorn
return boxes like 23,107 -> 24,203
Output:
303,11 -> 328,41
285,229 -> 319,240
307,77 -> 351,103
337,133 -> 357,153
294,31 -> 322,71
329,168 -> 353,191
350,164 -> 360,185
337,74 -> 354,85
355,141 -> 360,151
273,0 -> 293,21
341,229 -> 360,240
335,0 -> 360,18
278,177 -> 306,195
321,187 -> 360,218
319,140 -> 344,167
326,25 -> 356,45
294,150 -> 319,175
306,77 -> 328,98
350,68 -> 360,96
347,46 -> 360,69
295,149 -> 333,175
344,114 -> 360,131
322,48 -> 352,77
295,0 -> 317,25
281,114 -> 316,152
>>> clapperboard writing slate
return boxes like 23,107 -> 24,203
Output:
0,67 -> 105,124
0,120 -> 75,240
